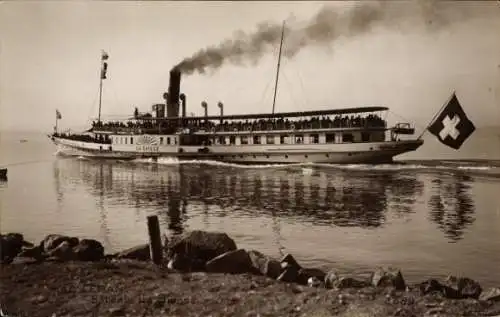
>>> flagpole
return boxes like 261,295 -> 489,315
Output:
416,90 -> 456,140
98,53 -> 104,123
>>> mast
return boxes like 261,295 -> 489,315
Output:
271,20 -> 285,114
98,50 -> 109,123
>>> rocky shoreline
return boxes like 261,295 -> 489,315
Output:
2,231 -> 500,317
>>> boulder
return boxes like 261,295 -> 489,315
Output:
418,279 -> 443,295
442,276 -> 482,299
166,230 -> 237,264
205,249 -> 254,274
247,250 -> 281,279
277,265 -> 300,283
167,253 -> 205,272
335,276 -> 371,289
371,267 -> 406,290
307,277 -> 323,288
324,270 -> 339,289
17,245 -> 45,260
116,244 -> 150,261
325,271 -> 370,289
280,253 -> 301,271
479,287 -> 500,302
73,239 -> 104,261
47,241 -> 75,261
1,233 -> 28,263
40,234 -> 79,253
297,268 -> 326,285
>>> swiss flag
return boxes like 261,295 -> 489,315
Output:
428,93 -> 475,150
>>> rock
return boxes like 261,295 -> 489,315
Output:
17,245 -> 45,260
277,265 -> 300,283
206,249 -> 254,274
167,253 -> 205,272
418,279 -> 443,295
116,244 -> 150,261
73,239 -> 104,261
335,276 -> 371,289
307,277 -> 322,288
324,270 -> 339,289
166,230 -> 237,264
297,268 -> 326,285
442,276 -> 482,299
325,271 -> 370,289
1,233 -> 31,263
247,250 -> 281,279
47,241 -> 75,261
480,288 -> 500,302
40,234 -> 79,253
371,267 -> 406,290
280,253 -> 301,271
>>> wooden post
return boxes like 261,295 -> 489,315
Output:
147,215 -> 163,264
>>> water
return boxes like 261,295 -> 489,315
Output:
1,129 -> 500,287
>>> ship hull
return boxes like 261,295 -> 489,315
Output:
51,136 -> 423,164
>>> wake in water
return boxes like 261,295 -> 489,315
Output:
51,149 -> 500,178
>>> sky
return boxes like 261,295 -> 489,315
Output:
0,1 -> 499,133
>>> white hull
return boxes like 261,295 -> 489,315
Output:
51,136 -> 423,164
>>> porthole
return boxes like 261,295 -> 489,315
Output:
285,155 -> 288,159
325,154 -> 329,158
304,155 -> 308,158
266,155 -> 270,158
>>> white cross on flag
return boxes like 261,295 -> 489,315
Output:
427,93 -> 475,150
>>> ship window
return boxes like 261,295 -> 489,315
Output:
229,136 -> 236,145
241,136 -> 249,145
219,136 -> 226,145
280,135 -> 288,144
295,135 -> 303,144
342,133 -> 354,143
326,133 -> 335,144
266,135 -> 275,144
253,135 -> 261,145
125,138 -> 128,145
130,137 -> 133,144
167,137 -> 171,145
160,137 -> 164,145
361,132 -> 370,142
310,134 -> 319,144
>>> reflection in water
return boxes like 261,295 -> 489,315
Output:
52,159 -> 438,239
428,174 -> 475,242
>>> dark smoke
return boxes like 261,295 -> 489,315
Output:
174,0 -> 486,75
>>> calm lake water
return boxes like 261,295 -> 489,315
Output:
1,129 -> 500,287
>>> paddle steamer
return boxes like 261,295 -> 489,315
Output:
49,25 -> 423,164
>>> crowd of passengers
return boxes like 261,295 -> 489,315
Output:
92,114 -> 386,133
53,132 -> 111,144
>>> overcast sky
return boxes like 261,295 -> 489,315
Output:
1,1 -> 499,132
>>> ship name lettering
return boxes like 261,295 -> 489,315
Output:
136,145 -> 159,152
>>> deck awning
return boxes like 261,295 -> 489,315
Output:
131,106 -> 388,122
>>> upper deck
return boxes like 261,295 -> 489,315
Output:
91,106 -> 389,135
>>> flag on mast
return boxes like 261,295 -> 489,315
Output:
101,50 -> 109,60
56,109 -> 62,120
427,92 -> 475,150
101,50 -> 109,79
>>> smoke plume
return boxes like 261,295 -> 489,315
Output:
174,0 -> 486,75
